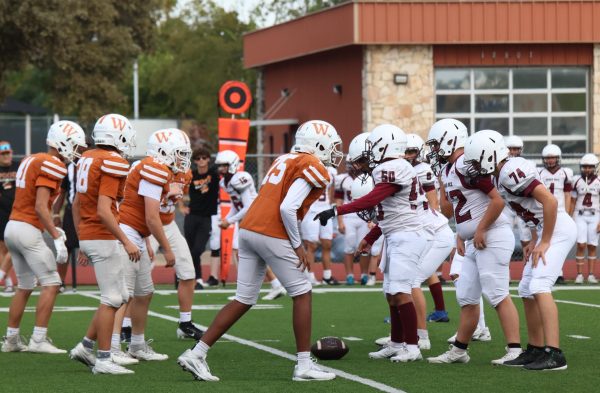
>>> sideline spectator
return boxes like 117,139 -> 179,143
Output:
0,141 -> 18,292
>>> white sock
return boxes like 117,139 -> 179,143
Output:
131,334 -> 145,346
271,279 -> 282,289
6,327 -> 19,337
32,326 -> 47,341
323,269 -> 332,280
5,277 -> 12,287
0,270 -> 5,281
478,298 -> 486,329
390,341 -> 404,348
111,334 -> 121,350
452,345 -> 466,354
406,344 -> 419,352
417,329 -> 429,339
180,311 -> 192,323
192,340 -> 210,358
82,336 -> 95,350
122,317 -> 132,328
309,272 -> 316,281
297,351 -> 311,370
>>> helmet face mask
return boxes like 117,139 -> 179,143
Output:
579,153 -> 599,178
508,147 -> 522,157
147,129 -> 191,173
214,150 -> 240,175
464,130 -> 508,177
350,174 -> 376,222
404,148 -> 420,164
543,156 -> 559,170
581,165 -> 596,178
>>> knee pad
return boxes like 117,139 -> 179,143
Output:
528,276 -> 554,296
517,277 -> 534,299
211,249 -> 221,257
16,273 -> 36,291
102,293 -> 125,308
234,292 -> 259,306
285,281 -> 312,298
480,273 -> 509,307
455,280 -> 481,307
38,271 -> 62,287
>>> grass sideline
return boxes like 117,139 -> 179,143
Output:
0,285 -> 598,393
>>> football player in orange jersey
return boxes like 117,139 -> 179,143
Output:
177,120 -> 343,382
68,114 -> 141,375
114,129 -> 191,362
1,121 -> 86,354
146,134 -> 203,340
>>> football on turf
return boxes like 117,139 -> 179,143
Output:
310,336 -> 349,360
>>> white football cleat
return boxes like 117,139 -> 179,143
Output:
292,362 -> 336,381
574,274 -> 584,284
491,347 -> 522,365
418,338 -> 431,350
473,326 -> 492,342
366,276 -> 376,286
369,344 -> 404,359
588,275 -> 598,284
390,346 -> 423,362
69,342 -> 96,367
128,340 -> 168,361
427,345 -> 470,364
262,286 -> 286,301
28,336 -> 67,354
177,349 -> 220,381
92,359 -> 134,375
1,335 -> 28,353
374,335 -> 391,346
112,349 -> 140,366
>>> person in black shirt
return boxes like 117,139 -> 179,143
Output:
0,141 -> 18,292
184,147 -> 220,289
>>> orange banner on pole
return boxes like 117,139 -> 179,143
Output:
218,117 -> 250,283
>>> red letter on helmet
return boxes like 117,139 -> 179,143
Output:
111,117 -> 127,132
155,131 -> 172,143
312,122 -> 329,136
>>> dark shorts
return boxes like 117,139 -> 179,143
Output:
0,214 -> 9,241
63,205 -> 79,250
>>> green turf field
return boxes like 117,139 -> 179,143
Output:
1,285 -> 598,393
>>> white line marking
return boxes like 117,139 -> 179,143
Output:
164,304 -> 283,310
567,335 -> 591,340
342,337 -> 364,341
555,299 -> 600,309
0,306 -> 96,312
78,292 -> 406,393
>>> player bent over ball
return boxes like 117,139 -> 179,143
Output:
177,120 -> 342,382
464,130 -> 576,371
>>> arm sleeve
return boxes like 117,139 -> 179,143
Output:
227,187 -> 254,223
337,183 -> 402,215
363,225 -> 383,245
280,178 -> 312,249
138,179 -> 163,201
473,175 -> 495,194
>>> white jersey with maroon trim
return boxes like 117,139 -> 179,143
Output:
412,161 -> 448,231
537,166 -> 573,212
498,157 -> 545,228
571,174 -> 600,213
334,173 -> 359,220
371,158 -> 422,234
442,154 -> 510,240
220,171 -> 257,221
308,166 -> 337,211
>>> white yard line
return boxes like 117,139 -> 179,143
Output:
77,292 -> 406,393
510,294 -> 600,309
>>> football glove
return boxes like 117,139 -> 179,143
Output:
313,207 -> 337,226
54,228 -> 68,264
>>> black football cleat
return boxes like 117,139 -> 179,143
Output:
120,326 -> 132,343
524,348 -> 567,371
177,322 -> 204,340
322,277 -> 339,286
555,276 -> 566,285
206,276 -> 219,287
504,345 -> 546,367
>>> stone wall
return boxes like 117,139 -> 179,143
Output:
362,45 -> 435,139
593,44 -> 600,154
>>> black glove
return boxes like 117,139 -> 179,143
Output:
314,207 -> 336,226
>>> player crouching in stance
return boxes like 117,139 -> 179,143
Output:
177,120 -> 342,382
570,154 -> 600,284
425,119 -> 522,366
69,114 -> 140,374
316,125 -> 430,363
2,121 -> 86,354
464,130 -> 576,371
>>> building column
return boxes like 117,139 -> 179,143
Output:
362,45 -> 435,139
592,44 -> 600,154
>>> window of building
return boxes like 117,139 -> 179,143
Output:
435,67 -> 588,155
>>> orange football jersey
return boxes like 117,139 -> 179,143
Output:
159,169 -> 192,225
10,153 -> 67,230
76,148 -> 130,240
119,157 -> 173,237
241,152 -> 330,240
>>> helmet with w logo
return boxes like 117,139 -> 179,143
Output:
147,128 -> 192,173
292,120 -> 343,168
92,114 -> 136,157
47,120 -> 87,163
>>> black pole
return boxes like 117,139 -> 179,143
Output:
70,248 -> 78,292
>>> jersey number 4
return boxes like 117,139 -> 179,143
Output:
15,156 -> 35,189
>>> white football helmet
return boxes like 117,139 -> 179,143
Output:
580,153 -> 599,176
351,174 -> 376,222
366,124 -> 407,166
147,129 -> 192,173
464,130 -> 509,176
46,120 -> 87,163
405,133 -> 425,163
291,120 -> 343,168
92,114 -> 136,157
347,132 -> 370,163
215,150 -> 240,175
426,118 -> 468,174
542,144 -> 561,169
